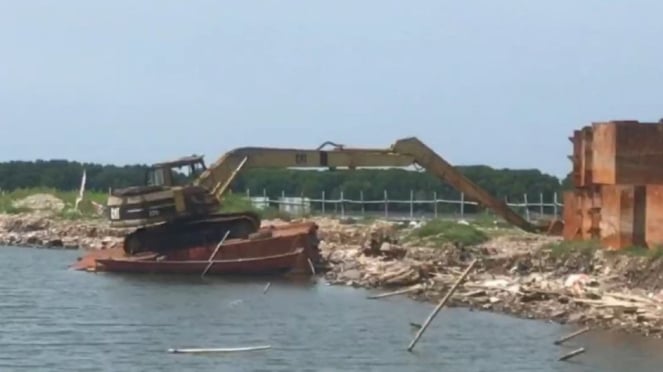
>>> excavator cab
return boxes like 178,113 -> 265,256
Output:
146,155 -> 207,188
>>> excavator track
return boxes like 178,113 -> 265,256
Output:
122,211 -> 261,255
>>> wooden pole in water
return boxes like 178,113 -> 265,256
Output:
554,326 -> 590,345
201,230 -> 231,278
366,285 -> 422,300
559,347 -> 586,362
307,258 -> 316,275
407,259 -> 477,352
168,345 -> 272,354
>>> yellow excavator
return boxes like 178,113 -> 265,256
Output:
106,137 -> 558,254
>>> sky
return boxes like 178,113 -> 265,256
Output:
1,1 -> 662,178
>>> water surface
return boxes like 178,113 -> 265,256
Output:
0,246 -> 661,371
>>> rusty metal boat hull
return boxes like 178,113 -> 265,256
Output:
94,248 -> 306,275
73,221 -> 320,276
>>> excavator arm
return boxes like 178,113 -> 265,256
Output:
194,137 -> 542,233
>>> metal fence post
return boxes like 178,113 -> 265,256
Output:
360,190 -> 365,217
433,191 -> 438,218
384,190 -> 388,218
340,190 -> 345,218
281,190 -> 285,214
460,192 -> 465,219
539,192 -> 544,217
300,191 -> 305,216
410,189 -> 414,219
553,192 -> 558,217
523,193 -> 530,221
322,190 -> 326,214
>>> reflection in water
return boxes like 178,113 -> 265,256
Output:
0,246 -> 662,372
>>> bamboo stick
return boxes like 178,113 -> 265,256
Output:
554,327 -> 590,345
367,285 -> 422,300
558,347 -> 586,361
407,259 -> 477,352
168,345 -> 271,354
201,230 -> 230,278
307,258 -> 316,275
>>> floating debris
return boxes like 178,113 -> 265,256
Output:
168,345 -> 272,354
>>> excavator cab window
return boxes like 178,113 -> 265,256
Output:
145,157 -> 207,187
170,160 -> 206,186
146,168 -> 167,187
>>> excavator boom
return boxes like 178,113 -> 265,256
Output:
194,137 -> 541,233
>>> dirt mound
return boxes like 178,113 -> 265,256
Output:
12,194 -> 65,212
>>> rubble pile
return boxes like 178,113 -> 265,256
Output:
316,217 -> 663,338
0,213 -> 126,250
323,243 -> 423,288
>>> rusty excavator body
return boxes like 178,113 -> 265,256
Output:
106,137 -> 560,255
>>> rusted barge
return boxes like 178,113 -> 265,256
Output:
72,221 -> 321,276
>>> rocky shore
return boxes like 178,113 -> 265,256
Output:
2,209 -> 662,339
0,213 -> 125,250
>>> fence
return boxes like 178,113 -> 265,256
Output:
243,189 -> 563,222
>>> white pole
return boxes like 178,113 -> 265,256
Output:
322,190 -> 326,214
433,191 -> 438,218
523,193 -> 530,221
460,192 -> 465,218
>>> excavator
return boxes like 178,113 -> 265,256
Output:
106,137 -> 559,254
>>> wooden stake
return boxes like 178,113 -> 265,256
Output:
554,326 -> 590,345
559,347 -> 586,361
407,259 -> 477,352
201,230 -> 231,278
307,258 -> 316,275
263,282 -> 271,294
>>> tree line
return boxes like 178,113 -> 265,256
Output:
0,159 -> 572,210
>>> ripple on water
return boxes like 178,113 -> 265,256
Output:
1,246 -> 663,372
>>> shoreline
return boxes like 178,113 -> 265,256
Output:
2,212 -> 662,340
315,217 -> 663,340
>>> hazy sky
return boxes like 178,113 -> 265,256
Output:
1,1 -> 662,178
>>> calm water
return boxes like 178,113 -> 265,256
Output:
1,246 -> 662,372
